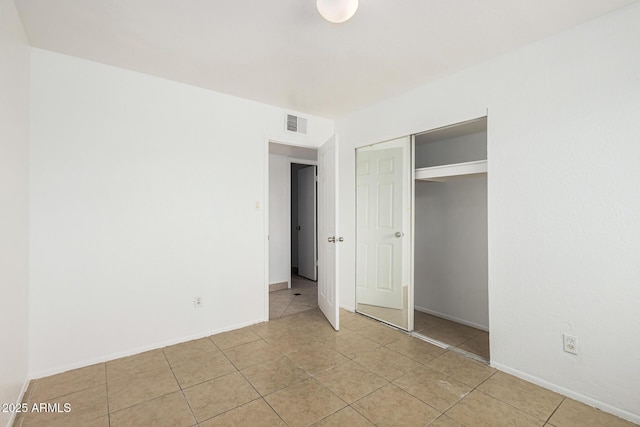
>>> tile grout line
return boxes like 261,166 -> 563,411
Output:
104,363 -> 111,427
193,396 -> 267,426
325,335 -> 447,424
544,396 -> 566,425
161,345 -> 199,426
436,368 -> 499,424
388,364 -> 454,417
181,336 -> 251,425
224,338 -> 309,426
452,370 -> 562,425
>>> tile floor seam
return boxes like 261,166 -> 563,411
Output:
194,396 -> 264,426
343,377 -> 391,405
206,335 -> 219,350
237,365 -> 271,397
390,367 -> 460,414
348,400 -> 385,426
216,337 -> 260,352
438,363 -> 496,423
310,405 -> 350,427
456,333 -> 481,348
544,396 -> 566,425
390,381 -> 445,419
103,363 -> 111,427
429,413 -> 457,427
167,344 -> 241,392
471,371 -> 566,424
384,343 -> 436,366
472,387 -> 551,423
27,381 -> 108,409
444,382 -> 553,427
173,367 -> 199,425
161,347 -> 182,387
117,347 -> 194,424
425,349 -> 499,391
258,396 -> 289,426
108,384 -> 178,415
220,338 -> 268,371
215,342 -> 241,373
264,377 -> 347,426
458,367 -> 496,396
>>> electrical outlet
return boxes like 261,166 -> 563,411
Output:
563,334 -> 577,355
193,297 -> 202,308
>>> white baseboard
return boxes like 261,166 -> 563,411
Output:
5,377 -> 30,427
414,305 -> 489,332
269,281 -> 288,292
491,362 -> 640,425
29,318 -> 265,380
339,304 -> 355,313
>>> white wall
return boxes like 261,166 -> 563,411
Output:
0,0 -> 30,425
269,154 -> 291,285
414,176 -> 488,329
336,3 -> 640,423
415,132 -> 487,168
29,49 -> 333,377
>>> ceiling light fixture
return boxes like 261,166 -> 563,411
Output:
316,0 -> 358,23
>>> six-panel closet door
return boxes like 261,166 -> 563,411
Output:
355,136 -> 413,331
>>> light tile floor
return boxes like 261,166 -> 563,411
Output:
15,309 -> 637,426
414,311 -> 490,360
270,275 -> 318,320
354,299 -> 490,360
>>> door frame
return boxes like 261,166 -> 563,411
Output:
263,137 -> 319,321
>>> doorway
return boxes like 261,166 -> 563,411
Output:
264,135 -> 344,331
268,144 -> 318,319
269,162 -> 319,319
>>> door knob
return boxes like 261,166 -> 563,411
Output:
328,236 -> 336,243
338,237 -> 344,242
395,231 -> 404,238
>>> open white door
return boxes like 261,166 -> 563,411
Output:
318,136 -> 339,330
297,166 -> 317,281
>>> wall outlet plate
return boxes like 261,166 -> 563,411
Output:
563,334 -> 577,355
193,297 -> 202,308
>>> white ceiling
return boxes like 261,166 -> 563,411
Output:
15,0 -> 638,118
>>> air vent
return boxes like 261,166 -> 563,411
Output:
286,114 -> 308,134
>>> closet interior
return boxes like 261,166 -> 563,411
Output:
413,118 -> 489,359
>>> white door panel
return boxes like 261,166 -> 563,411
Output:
318,136 -> 339,330
356,140 -> 408,312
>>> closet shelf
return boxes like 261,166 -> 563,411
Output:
415,159 -> 487,182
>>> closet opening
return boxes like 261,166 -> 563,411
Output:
413,117 -> 489,360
